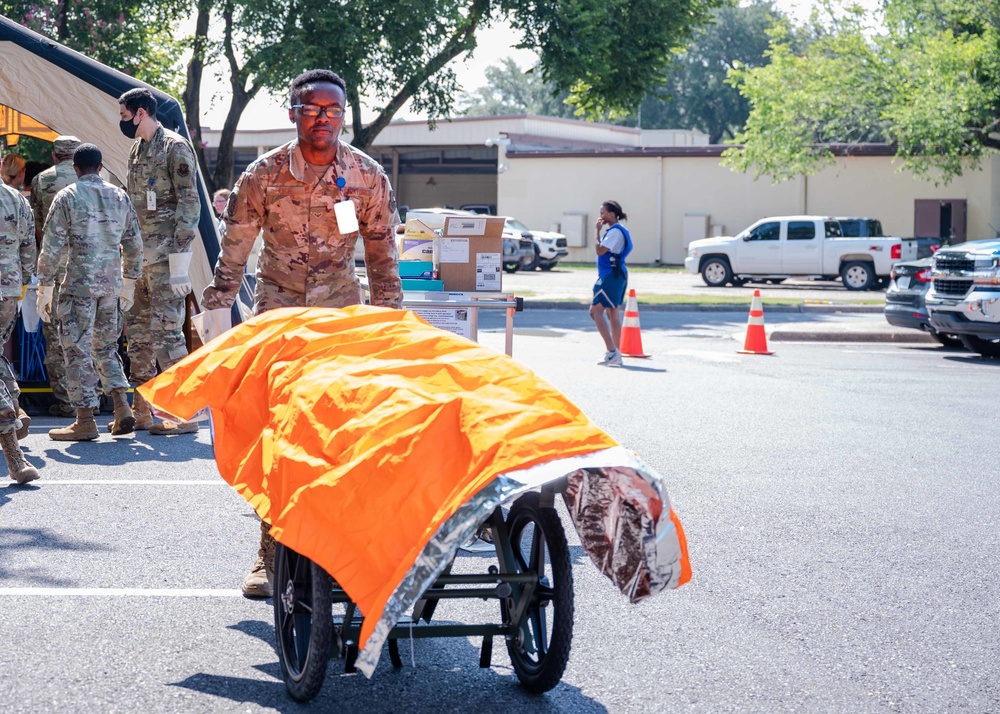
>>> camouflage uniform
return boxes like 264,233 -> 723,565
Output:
37,175 -> 143,408
124,125 -> 200,382
201,139 -> 402,314
29,158 -> 78,409
0,183 -> 35,434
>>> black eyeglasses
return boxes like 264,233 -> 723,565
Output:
291,104 -> 345,119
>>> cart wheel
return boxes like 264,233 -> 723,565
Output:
273,542 -> 333,702
502,492 -> 573,693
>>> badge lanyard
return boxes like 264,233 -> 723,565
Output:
333,176 -> 359,233
146,177 -> 156,211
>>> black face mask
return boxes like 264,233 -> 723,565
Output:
119,116 -> 139,139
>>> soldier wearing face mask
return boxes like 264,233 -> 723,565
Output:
117,88 -> 201,436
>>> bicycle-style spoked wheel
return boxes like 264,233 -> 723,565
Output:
273,542 -> 333,702
502,492 -> 574,692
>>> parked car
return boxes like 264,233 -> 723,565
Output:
459,203 -> 496,215
685,215 -> 904,290
925,238 -> 1000,357
835,216 -> 941,261
501,222 -> 536,273
505,218 -> 569,271
884,257 -> 963,347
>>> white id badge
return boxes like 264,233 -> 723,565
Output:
334,199 -> 359,233
146,190 -> 157,211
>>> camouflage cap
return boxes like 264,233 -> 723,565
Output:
53,135 -> 82,160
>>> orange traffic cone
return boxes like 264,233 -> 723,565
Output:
738,289 -> 774,355
619,289 -> 651,358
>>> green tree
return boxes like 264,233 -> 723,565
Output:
458,58 -> 576,118
183,0 -> 726,185
724,0 -> 1000,183
1,0 -> 187,93
635,1 -> 790,143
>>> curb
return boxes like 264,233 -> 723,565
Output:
523,299 -> 884,314
769,330 -> 935,344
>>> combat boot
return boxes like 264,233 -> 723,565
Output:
0,430 -> 39,484
131,390 -> 154,430
48,401 -> 75,418
48,408 -> 100,442
242,520 -> 276,599
13,397 -> 30,440
149,418 -> 199,436
107,388 -> 136,435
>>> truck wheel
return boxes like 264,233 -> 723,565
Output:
840,261 -> 875,290
701,258 -> 732,287
524,246 -> 541,271
503,261 -> 520,273
539,260 -> 557,271
958,334 -> 1000,358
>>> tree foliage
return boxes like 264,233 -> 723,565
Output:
724,0 -> 1000,183
1,0 -> 187,93
199,0 -> 723,149
458,58 -> 576,119
636,1 -> 790,143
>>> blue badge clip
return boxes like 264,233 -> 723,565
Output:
335,177 -> 346,189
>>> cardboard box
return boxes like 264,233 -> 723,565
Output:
438,216 -> 505,292
398,219 -> 439,261
398,260 -> 434,278
401,278 -> 444,291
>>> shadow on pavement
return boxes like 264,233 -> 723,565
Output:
172,628 -> 608,713
0,526 -> 109,584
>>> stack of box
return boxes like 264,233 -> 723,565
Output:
397,218 -> 444,291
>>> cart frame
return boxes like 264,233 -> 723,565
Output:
272,479 -> 574,702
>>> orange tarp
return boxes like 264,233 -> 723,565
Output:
140,306 -> 619,650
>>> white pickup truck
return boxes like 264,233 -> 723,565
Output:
684,215 -> 906,290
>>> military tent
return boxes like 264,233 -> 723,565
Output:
0,14 -> 219,296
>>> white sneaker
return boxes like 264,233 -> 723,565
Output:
599,349 -> 623,366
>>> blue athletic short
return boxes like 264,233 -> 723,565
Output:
592,271 -> 628,308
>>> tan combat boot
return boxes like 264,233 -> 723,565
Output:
13,397 -> 30,440
149,418 -> 199,435
0,430 -> 39,484
242,520 -> 276,599
131,390 -> 154,430
48,408 -> 100,441
107,388 -> 136,435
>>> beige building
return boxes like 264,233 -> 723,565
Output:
202,115 -> 1000,265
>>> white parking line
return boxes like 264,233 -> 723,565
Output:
20,480 -> 228,486
0,588 -> 244,597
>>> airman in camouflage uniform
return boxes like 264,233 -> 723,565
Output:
201,69 -> 402,599
37,144 -> 144,441
0,180 -> 40,483
118,88 -> 201,435
29,135 -> 81,417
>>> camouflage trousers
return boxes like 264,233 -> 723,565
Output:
0,297 -> 22,402
125,262 -> 189,383
252,277 -> 363,314
55,293 -> 129,408
0,298 -> 20,434
42,283 -> 70,405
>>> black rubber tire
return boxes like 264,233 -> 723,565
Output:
840,261 -> 876,291
501,492 -> 573,693
539,261 -> 557,271
524,246 -> 541,271
273,543 -> 333,702
503,262 -> 520,273
767,278 -> 786,284
700,257 -> 732,287
958,334 -> 1000,358
930,331 -> 964,349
